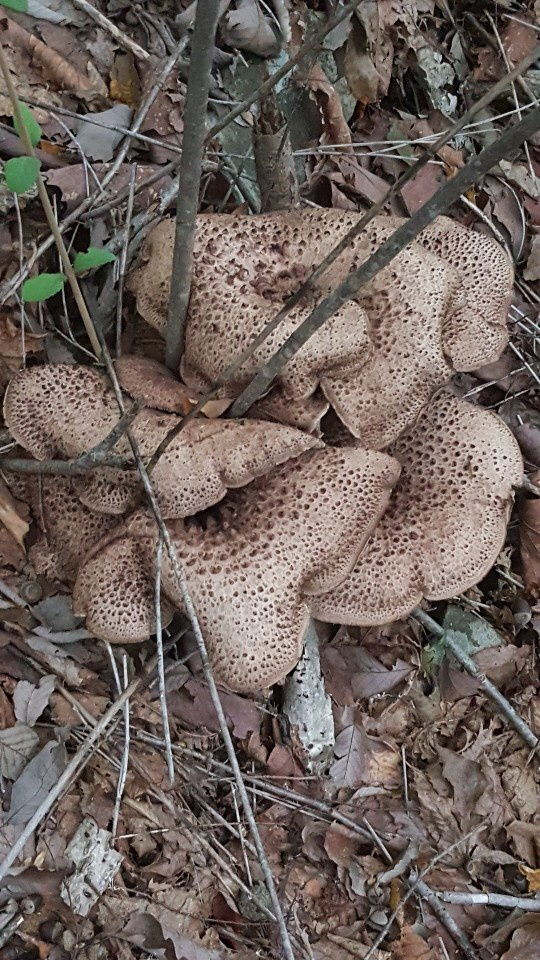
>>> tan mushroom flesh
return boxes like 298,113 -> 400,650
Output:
129,210 -> 512,444
4,364 -> 323,519
310,393 -> 523,626
73,446 -> 401,691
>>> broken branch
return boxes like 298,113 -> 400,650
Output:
166,0 -> 222,371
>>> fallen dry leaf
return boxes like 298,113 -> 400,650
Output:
168,677 -> 261,739
224,0 -> 280,58
525,236 -> 540,282
0,477 -> 28,549
8,738 -> 66,825
500,924 -> 540,960
391,925 -> 441,959
520,497 -> 540,594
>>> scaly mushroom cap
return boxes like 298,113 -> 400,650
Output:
73,446 -> 401,691
416,216 -> 513,369
320,219 -> 459,448
4,363 -> 323,519
74,535 -> 174,642
116,354 -> 195,414
310,394 -> 523,626
129,214 -> 373,409
129,210 -> 511,440
27,476 -> 115,580
4,364 -> 124,460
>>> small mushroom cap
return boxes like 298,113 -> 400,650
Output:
73,535 -> 173,642
310,393 -> 523,626
72,446 -> 400,690
4,364 -> 123,460
414,216 -> 513,369
320,220 -> 457,448
116,354 -> 195,414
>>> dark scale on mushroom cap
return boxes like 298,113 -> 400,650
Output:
311,394 -> 523,626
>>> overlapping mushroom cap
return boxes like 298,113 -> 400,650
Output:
4,363 -> 323,520
311,394 -> 523,626
73,446 -> 401,691
129,210 -> 513,447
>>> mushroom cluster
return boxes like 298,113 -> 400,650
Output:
3,210 -> 523,693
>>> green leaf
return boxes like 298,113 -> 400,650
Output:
14,103 -> 42,148
0,0 -> 28,11
22,273 -> 66,303
73,247 -> 116,273
4,156 -> 40,194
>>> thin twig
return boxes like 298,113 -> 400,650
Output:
0,405 -> 139,477
0,647 -> 166,880
116,165 -> 137,357
412,609 -> 539,753
437,891 -> 540,911
105,645 -> 130,838
0,43 -> 101,357
71,0 -> 150,60
154,534 -> 174,785
95,331 -> 296,960
166,0 -> 222,371
230,104 -> 540,415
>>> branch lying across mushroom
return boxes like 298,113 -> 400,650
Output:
4,363 -> 323,519
128,210 -> 512,445
311,393 -> 523,626
73,447 -> 401,690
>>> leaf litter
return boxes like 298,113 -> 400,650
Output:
0,0 -> 538,958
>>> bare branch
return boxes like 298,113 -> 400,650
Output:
413,609 -> 539,754
437,890 -> 540,911
230,103 -> 540,415
166,0 -> 222,371
95,330 -> 296,960
0,405 -> 139,477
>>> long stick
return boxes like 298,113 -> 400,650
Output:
166,0 -> 222,372
96,333 -> 297,960
230,104 -> 540,415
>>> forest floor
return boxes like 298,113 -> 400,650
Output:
0,1 -> 539,959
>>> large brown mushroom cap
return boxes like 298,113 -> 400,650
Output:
73,446 -> 401,691
130,213 -> 373,409
129,210 -> 511,442
311,393 -> 523,626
